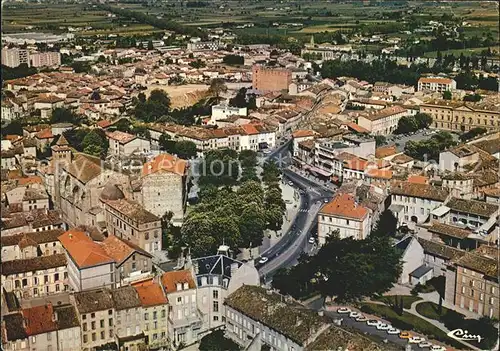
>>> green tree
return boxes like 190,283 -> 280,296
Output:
262,160 -> 281,183
395,116 -> 419,134
442,90 -> 452,100
147,39 -> 154,50
222,54 -> 244,65
82,130 -> 105,157
239,150 -> 257,168
199,330 -> 240,351
266,205 -> 284,231
50,107 -> 79,124
459,127 -> 487,142
374,135 -> 386,147
175,140 -> 197,159
239,204 -> 265,248
1,120 -> 23,136
159,133 -> 176,153
414,113 -> 433,129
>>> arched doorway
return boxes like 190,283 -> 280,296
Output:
411,216 -> 418,223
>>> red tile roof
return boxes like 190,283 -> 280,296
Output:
58,229 -> 113,268
292,129 -> 316,138
408,175 -> 429,184
142,153 -> 187,177
35,128 -> 54,140
366,168 -> 393,180
319,193 -> 369,220
22,304 -> 58,336
161,269 -> 196,293
133,279 -> 168,307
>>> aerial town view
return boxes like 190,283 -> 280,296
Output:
0,0 -> 499,350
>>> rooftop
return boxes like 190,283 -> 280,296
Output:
1,254 -> 66,275
428,222 -> 472,240
111,286 -> 142,311
391,182 -> 449,202
105,198 -> 160,225
106,130 -> 136,144
74,289 -> 114,314
22,304 -> 58,336
142,153 -> 187,177
453,251 -> 498,278
446,197 -> 499,218
161,269 -> 196,294
319,193 -> 369,220
58,229 -> 114,269
417,238 -> 466,261
133,279 -> 168,307
224,285 -> 329,346
101,235 -> 152,264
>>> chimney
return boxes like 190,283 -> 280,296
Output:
69,233 -> 73,240
230,262 -> 239,277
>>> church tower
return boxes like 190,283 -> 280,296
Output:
51,134 -> 72,209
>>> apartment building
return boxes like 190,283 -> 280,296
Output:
111,286 -> 146,351
420,100 -> 500,132
73,289 -> 116,350
58,229 -> 115,292
446,246 -> 499,319
390,182 -> 450,224
193,246 -> 260,331
104,197 -> 162,255
224,285 -> 330,351
161,270 -> 203,347
137,153 -> 188,224
445,197 -> 499,232
29,51 -> 61,67
1,304 -> 81,351
106,131 -> 151,157
1,48 -> 29,67
318,193 -> 371,245
1,254 -> 68,300
357,106 -> 408,135
417,77 -> 456,92
133,279 -> 169,349
0,228 -> 64,262
373,82 -> 415,98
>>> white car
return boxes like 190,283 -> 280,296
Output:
366,320 -> 381,327
288,181 -> 293,186
387,328 -> 400,335
336,307 -> 351,314
349,311 -> 362,319
408,336 -> 426,344
308,237 -> 315,244
418,342 -> 433,348
355,315 -> 368,322
263,149 -> 271,155
258,257 -> 268,264
323,198 -> 329,203
430,346 -> 446,351
376,323 -> 391,331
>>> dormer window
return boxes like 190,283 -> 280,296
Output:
176,283 -> 182,291
183,282 -> 189,290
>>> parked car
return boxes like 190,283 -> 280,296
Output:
376,323 -> 392,331
355,315 -> 368,322
288,181 -> 293,186
399,331 -> 412,339
337,307 -> 351,314
258,257 -> 268,264
387,328 -> 400,335
349,311 -> 362,319
408,336 -> 426,344
366,320 -> 381,327
308,237 -> 315,244
430,346 -> 446,351
418,341 -> 433,348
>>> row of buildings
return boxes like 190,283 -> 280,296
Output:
1,48 -> 61,68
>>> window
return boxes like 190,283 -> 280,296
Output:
100,320 -> 105,328
83,323 -> 87,332
144,312 -> 149,320
101,331 -> 105,340
32,336 -> 36,343
108,309 -> 113,315
91,313 -> 95,318
109,318 -> 113,327
91,321 -> 96,330
54,273 -> 59,281
213,316 -> 219,321
490,297 -> 495,305
213,290 -> 219,299
153,311 -> 157,320
92,333 -> 96,342
82,314 -> 87,320
213,301 -> 219,313
161,309 -> 166,318
177,297 -> 182,304
47,332 -> 51,341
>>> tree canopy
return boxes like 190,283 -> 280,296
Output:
404,131 -> 456,161
134,89 -> 171,122
395,113 -> 433,134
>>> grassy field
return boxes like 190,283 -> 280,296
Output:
373,295 -> 422,309
1,3 -> 159,37
423,47 -> 499,59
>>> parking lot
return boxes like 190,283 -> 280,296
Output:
387,129 -> 460,153
326,307 -> 447,351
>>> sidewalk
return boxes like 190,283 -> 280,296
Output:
258,182 -> 301,255
287,165 -> 337,193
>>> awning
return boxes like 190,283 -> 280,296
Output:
431,206 -> 450,217
308,166 -> 332,177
